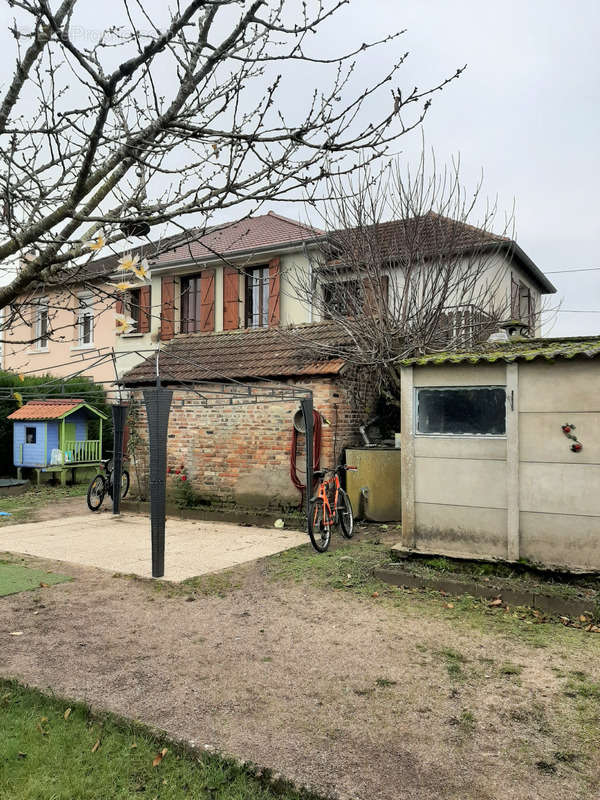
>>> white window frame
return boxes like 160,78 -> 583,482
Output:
34,298 -> 49,351
414,385 -> 507,438
77,293 -> 95,347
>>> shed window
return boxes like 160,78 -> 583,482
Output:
25,427 -> 37,444
416,387 -> 506,436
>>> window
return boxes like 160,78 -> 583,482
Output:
25,427 -> 36,444
416,386 -> 506,436
245,266 -> 269,328
34,300 -> 48,349
124,288 -> 141,333
323,280 -> 363,318
77,294 -> 94,346
181,274 -> 202,333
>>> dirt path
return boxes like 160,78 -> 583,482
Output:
0,552 -> 598,800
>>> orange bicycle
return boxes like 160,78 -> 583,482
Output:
308,465 -> 357,553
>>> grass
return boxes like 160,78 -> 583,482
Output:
436,647 -> 467,681
0,484 -> 87,525
407,555 -> 600,604
0,680 -> 324,800
264,539 -> 600,649
0,562 -> 70,597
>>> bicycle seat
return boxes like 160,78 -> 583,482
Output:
312,469 -> 326,479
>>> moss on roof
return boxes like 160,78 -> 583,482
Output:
400,336 -> 600,367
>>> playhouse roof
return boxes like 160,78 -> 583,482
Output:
7,399 -> 108,421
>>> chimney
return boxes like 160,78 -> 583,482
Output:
487,319 -> 530,343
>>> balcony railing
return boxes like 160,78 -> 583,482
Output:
437,304 -> 497,348
63,439 -> 101,464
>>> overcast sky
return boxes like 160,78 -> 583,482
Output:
288,0 -> 600,336
1,0 -> 598,336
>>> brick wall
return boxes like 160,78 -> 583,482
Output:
127,369 -> 376,510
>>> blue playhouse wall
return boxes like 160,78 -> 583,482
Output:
13,421 -> 47,467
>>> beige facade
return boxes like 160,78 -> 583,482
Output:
400,357 -> 600,571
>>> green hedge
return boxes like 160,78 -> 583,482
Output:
0,371 -> 112,476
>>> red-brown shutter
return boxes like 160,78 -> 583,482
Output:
363,275 -> 389,316
160,276 -> 175,340
138,285 -> 151,334
223,266 -> 239,330
268,256 -> 281,327
528,291 -> 536,335
115,297 -> 123,336
199,270 -> 215,332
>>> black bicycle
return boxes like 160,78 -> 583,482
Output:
87,456 -> 130,511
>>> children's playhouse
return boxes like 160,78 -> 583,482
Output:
8,398 -> 107,484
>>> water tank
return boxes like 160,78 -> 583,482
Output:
345,447 -> 402,522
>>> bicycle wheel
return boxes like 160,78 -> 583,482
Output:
338,488 -> 354,539
87,474 -> 106,512
121,470 -> 130,499
308,497 -> 331,553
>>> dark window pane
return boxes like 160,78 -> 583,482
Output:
25,427 -> 36,444
245,266 -> 269,328
417,387 -> 506,435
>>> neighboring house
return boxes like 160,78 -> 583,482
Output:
398,334 -> 600,571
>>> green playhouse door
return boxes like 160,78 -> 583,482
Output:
61,422 -> 76,451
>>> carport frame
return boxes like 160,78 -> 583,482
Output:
2,347 -> 315,578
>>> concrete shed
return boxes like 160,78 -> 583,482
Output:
399,336 -> 600,572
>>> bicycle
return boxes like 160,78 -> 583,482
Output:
308,465 -> 357,553
86,455 -> 130,512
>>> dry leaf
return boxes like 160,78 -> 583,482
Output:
152,748 -> 168,767
91,739 -> 100,753
9,631 -> 24,636
579,615 -> 588,623
39,582 -> 49,588
371,591 -> 379,598
444,602 -> 454,609
489,598 -> 502,607
130,741 -> 137,749
17,752 -> 26,759
63,708 -> 71,720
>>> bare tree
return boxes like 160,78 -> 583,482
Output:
0,0 -> 463,350
290,151 -> 525,402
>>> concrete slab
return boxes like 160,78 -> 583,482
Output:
0,513 -> 307,581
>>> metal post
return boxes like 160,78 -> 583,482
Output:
111,403 -> 128,515
300,395 -> 314,527
143,387 -> 172,578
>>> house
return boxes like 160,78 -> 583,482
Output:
0,212 -> 323,385
8,398 -> 107,485
2,210 -> 557,510
2,211 -> 555,385
398,334 -> 600,571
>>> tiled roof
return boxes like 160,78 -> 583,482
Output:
8,399 -> 87,420
329,212 -> 556,294
121,322 -> 349,385
150,211 -> 322,267
400,336 -> 600,367
59,212 -> 323,284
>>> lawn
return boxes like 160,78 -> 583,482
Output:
0,681 -> 322,800
0,484 -> 87,525
0,562 -> 70,597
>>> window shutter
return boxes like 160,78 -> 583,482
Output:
363,275 -> 389,315
268,257 -> 281,327
115,297 -> 123,336
160,276 -> 175,340
510,273 -> 520,318
528,291 -> 536,335
200,270 -> 215,332
138,285 -> 151,334
223,266 -> 239,330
